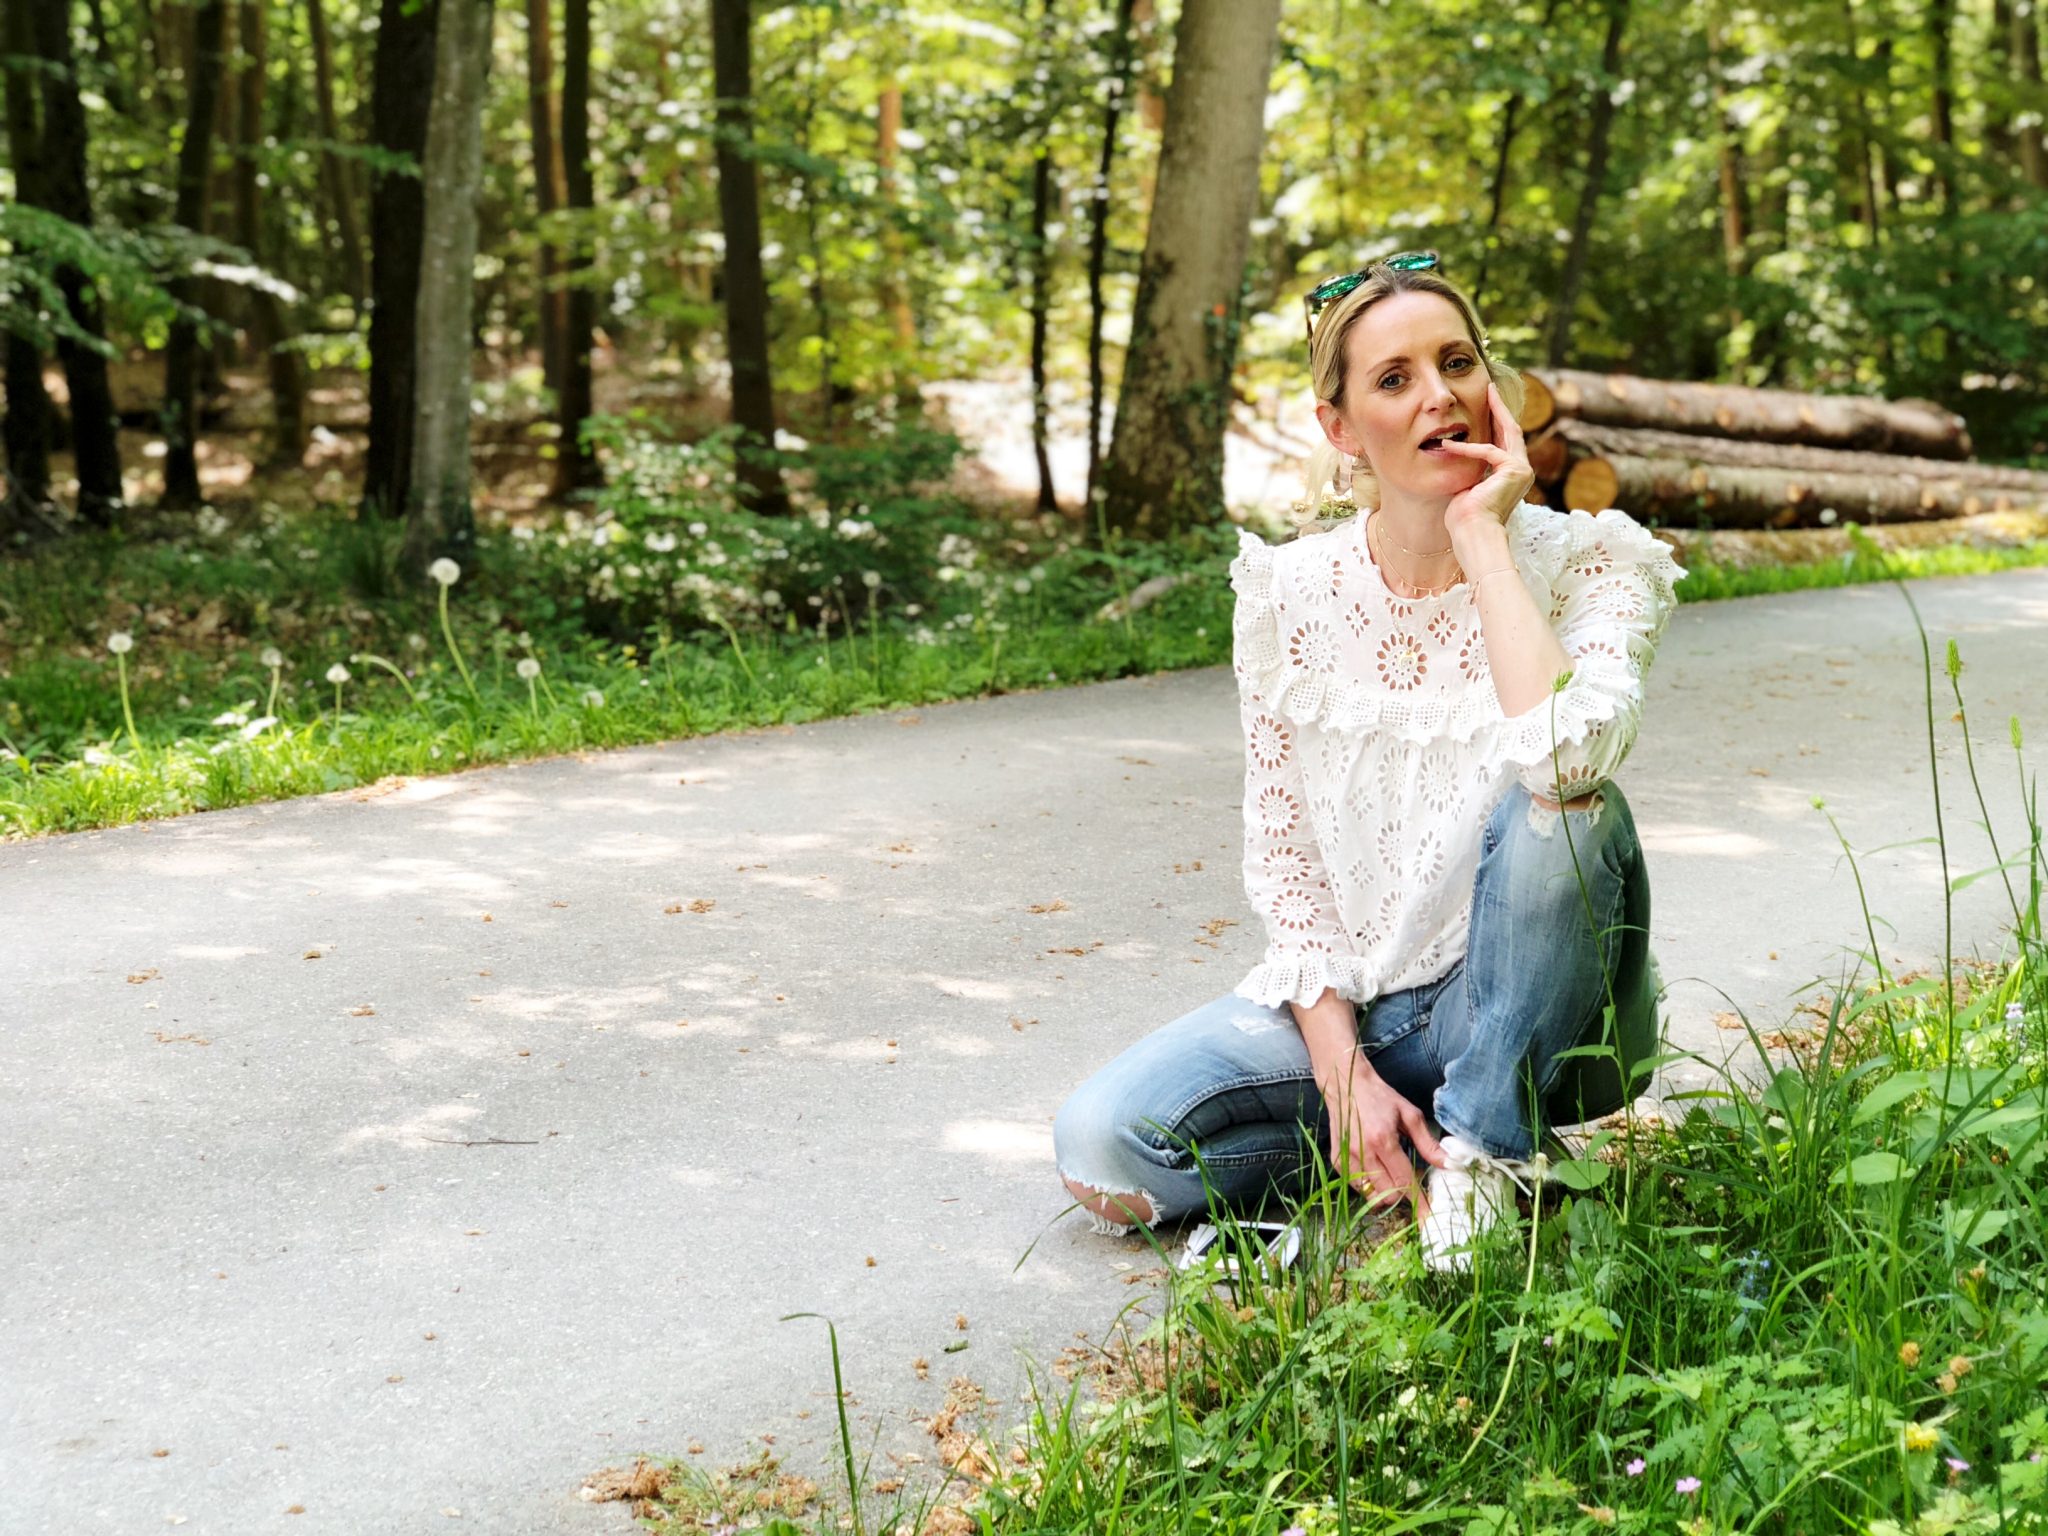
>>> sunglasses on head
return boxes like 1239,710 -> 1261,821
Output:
1302,249 -> 1442,343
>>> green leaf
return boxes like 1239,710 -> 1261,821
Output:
1548,1157 -> 1611,1191
1939,1204 -> 2014,1248
1829,1151 -> 1911,1187
1852,1071 -> 1930,1123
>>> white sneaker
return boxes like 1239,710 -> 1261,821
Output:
1418,1134 -> 1538,1273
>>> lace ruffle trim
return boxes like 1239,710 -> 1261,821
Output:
1228,509 -> 1681,753
1233,950 -> 1382,1010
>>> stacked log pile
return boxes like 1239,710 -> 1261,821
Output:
1518,368 -> 2048,533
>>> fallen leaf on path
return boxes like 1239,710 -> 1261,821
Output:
1200,918 -> 1238,937
955,1313 -> 969,1331
285,1505 -> 304,1515
579,1461 -> 668,1502
1117,756 -> 1153,766
874,1478 -> 904,1493
1026,899 -> 1071,914
150,1031 -> 210,1046
127,969 -> 160,984
480,913 -> 492,922
349,1005 -> 375,1017
865,1255 -> 877,1267
1008,1015 -> 1038,1031
913,1357 -> 929,1379
1173,860 -> 1207,873
303,950 -> 322,960
152,1449 -> 169,1458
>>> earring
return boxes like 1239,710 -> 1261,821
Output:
1332,454 -> 1354,495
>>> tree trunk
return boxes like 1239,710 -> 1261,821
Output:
161,0 -> 227,509
1097,0 -> 1282,538
234,0 -> 307,468
709,0 -> 790,516
1517,367 -> 1974,457
362,0 -> 437,520
400,0 -> 495,572
794,8 -> 835,428
525,0 -> 567,394
1085,0 -> 1136,508
554,0 -> 599,494
307,0 -> 367,304
1027,2 -> 1057,515
1563,450 -> 2042,528
1930,0 -> 1956,214
27,0 -> 124,521
1543,0 -> 1629,368
2,0 -> 54,530
1536,418 -> 2048,497
1473,0 -> 1563,312
876,80 -> 916,389
2017,0 -> 2048,189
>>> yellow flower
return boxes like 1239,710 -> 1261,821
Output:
1899,1341 -> 1922,1367
1904,1422 -> 1940,1453
1948,1354 -> 1974,1379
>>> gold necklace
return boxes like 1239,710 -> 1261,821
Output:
1369,513 -> 1463,598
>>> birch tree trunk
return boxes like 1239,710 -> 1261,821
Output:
400,0 -> 494,571
1097,0 -> 1282,537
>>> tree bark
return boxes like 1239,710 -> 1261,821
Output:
525,0 -> 567,394
400,0 -> 495,572
307,0 -> 367,304
1563,450 -> 2042,529
1097,0 -> 1282,537
1517,367 -> 1974,456
1027,2 -> 1057,515
2017,0 -> 2048,189
234,0 -> 308,468
553,0 -> 599,494
1536,418 -> 2048,497
709,0 -> 790,516
27,0 -> 124,521
1085,0 -> 1136,508
2,0 -> 54,529
161,0 -> 226,509
362,0 -> 437,520
1543,0 -> 1629,368
877,80 -> 916,382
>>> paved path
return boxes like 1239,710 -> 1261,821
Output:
6,566 -> 2046,1534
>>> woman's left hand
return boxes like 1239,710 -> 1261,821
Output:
1437,380 -> 1535,539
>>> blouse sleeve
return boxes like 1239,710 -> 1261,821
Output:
1490,508 -> 1688,802
1227,529 -> 1364,1010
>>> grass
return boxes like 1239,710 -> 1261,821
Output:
584,526 -> 2048,1535
4,495 -> 2048,842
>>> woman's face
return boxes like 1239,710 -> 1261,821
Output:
1316,291 -> 1492,502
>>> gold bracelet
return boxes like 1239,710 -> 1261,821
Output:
1472,567 -> 1518,587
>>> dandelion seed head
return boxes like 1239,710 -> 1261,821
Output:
260,646 -> 283,668
516,658 -> 541,680
326,663 -> 351,685
581,689 -> 605,708
427,558 -> 462,587
107,632 -> 134,655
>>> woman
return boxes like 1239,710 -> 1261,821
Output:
1051,251 -> 1686,1272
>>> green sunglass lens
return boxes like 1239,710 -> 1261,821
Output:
1385,251 -> 1439,271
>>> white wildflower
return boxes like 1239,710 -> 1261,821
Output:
260,646 -> 283,668
581,689 -> 605,708
862,570 -> 882,589
1012,577 -> 1031,594
516,658 -> 541,680
326,663 -> 351,685
762,589 -> 783,607
427,557 -> 461,586
107,632 -> 134,655
211,709 -> 249,727
239,716 -> 277,740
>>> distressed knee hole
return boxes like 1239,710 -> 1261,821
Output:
1060,1170 -> 1162,1234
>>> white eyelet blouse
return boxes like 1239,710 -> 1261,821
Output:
1230,502 -> 1688,1011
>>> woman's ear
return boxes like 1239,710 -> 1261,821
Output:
1314,400 -> 1359,461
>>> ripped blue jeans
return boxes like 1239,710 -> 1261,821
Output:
1052,778 -> 1661,1231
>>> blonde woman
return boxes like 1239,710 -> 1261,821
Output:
1053,251 -> 1685,1271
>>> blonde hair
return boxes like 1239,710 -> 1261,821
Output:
1288,262 -> 1526,536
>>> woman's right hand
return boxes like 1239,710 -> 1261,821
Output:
1320,1054 -> 1445,1210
